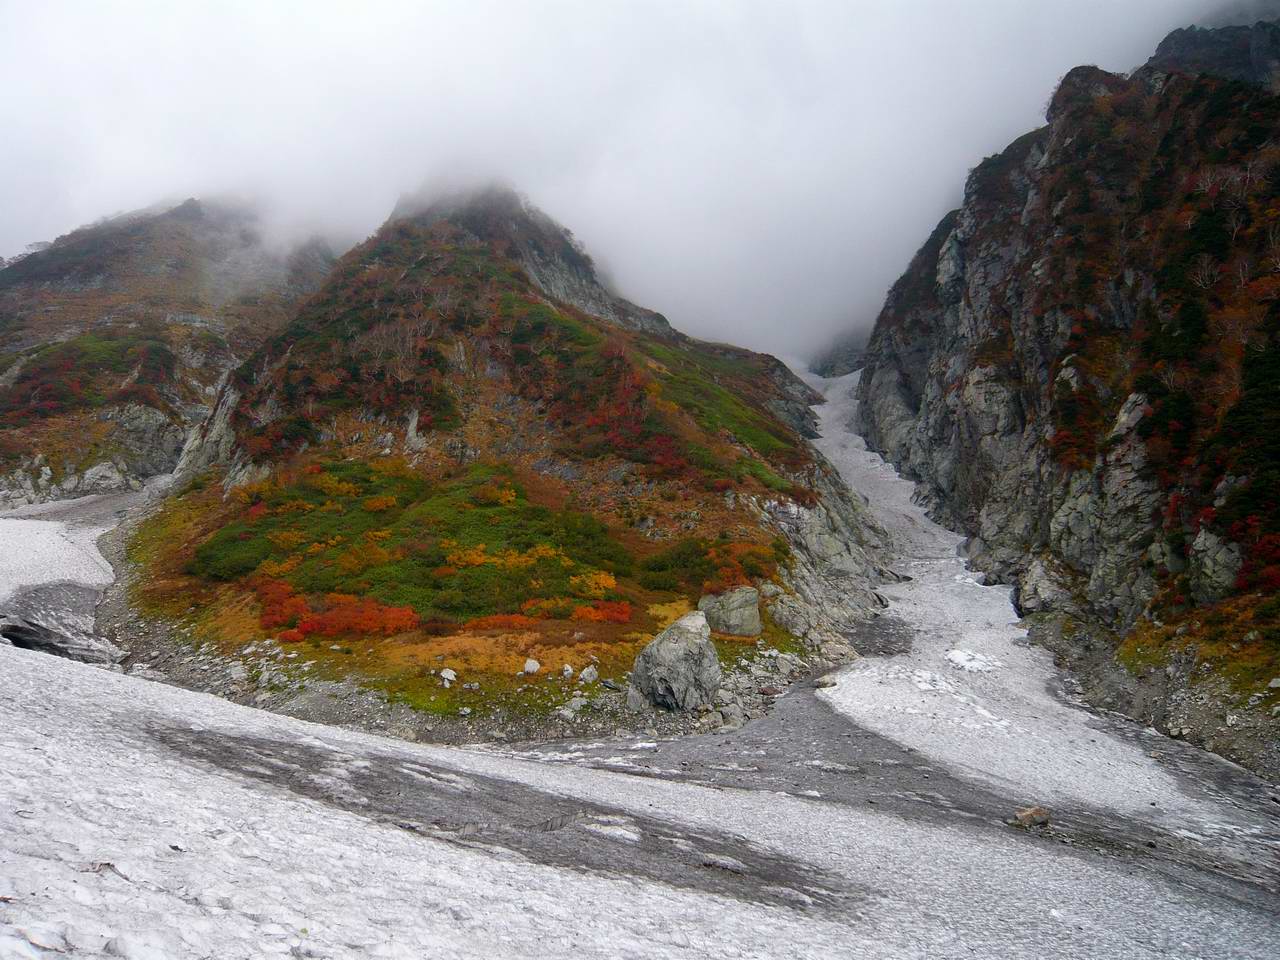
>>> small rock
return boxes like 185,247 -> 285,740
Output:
813,676 -> 837,689
601,677 -> 621,691
579,664 -> 599,684
440,667 -> 457,688
1268,677 -> 1280,690
1014,806 -> 1051,828
458,707 -> 472,717
524,658 -> 541,675
562,664 -> 574,678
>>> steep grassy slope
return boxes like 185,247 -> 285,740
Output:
0,199 -> 333,502
134,189 -> 884,717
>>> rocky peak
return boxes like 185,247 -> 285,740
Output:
392,184 -> 672,336
1147,17 -> 1280,91
1046,66 -> 1128,123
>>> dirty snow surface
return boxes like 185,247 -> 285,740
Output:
0,517 -> 111,607
806,372 -> 1260,824
2,398 -> 1280,958
3,647 -> 1279,960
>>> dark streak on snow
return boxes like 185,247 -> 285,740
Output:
152,724 -> 869,914
512,682 -> 1280,911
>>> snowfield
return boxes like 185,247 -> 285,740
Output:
0,517 -> 111,607
806,372 -> 1254,828
1,379 -> 1279,958
3,646 -> 1279,959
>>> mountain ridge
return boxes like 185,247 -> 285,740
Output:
845,20 -> 1280,777
133,186 -> 891,734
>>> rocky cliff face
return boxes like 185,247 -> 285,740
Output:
851,30 -> 1280,771
1149,18 -> 1280,92
0,199 -> 333,506
392,186 -> 673,337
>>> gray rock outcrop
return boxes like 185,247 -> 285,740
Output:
627,612 -> 722,712
852,86 -> 1165,631
698,587 -> 762,637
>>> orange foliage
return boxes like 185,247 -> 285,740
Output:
255,578 -> 310,629
702,541 -> 777,594
297,595 -> 419,637
465,613 -> 541,630
570,570 -> 617,598
363,495 -> 397,512
571,600 -> 633,623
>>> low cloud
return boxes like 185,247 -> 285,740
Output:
1,0 -> 1219,356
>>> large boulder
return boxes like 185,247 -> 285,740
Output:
627,612 -> 721,712
697,586 -> 762,637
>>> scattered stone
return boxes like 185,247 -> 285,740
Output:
813,676 -> 838,689
579,664 -> 599,684
627,612 -> 722,712
1014,806 -> 1051,828
557,695 -> 589,721
458,707 -> 472,717
440,668 -> 457,687
523,658 -> 541,675
562,664 -> 574,678
697,586 -> 762,637
718,700 -> 746,731
601,678 -> 621,691
1268,677 -> 1280,690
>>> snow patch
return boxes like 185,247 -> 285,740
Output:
945,649 -> 1001,673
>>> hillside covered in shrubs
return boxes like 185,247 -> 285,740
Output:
133,188 -> 882,719
0,199 -> 333,502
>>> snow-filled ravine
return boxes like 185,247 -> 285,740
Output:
806,372 -> 1255,824
2,381 -> 1279,959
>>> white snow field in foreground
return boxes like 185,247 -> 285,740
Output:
2,645 -> 1278,959
804,372 -> 1244,829
0,517 -> 112,607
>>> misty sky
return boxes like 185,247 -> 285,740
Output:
1,1 -> 1221,357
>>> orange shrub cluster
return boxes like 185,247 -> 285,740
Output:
253,578 -> 418,638
703,541 -> 777,594
298,593 -> 419,637
255,578 -> 310,629
570,600 -> 632,623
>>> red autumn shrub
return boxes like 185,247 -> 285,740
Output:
278,628 -> 305,644
254,578 -> 311,629
297,595 -> 419,637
